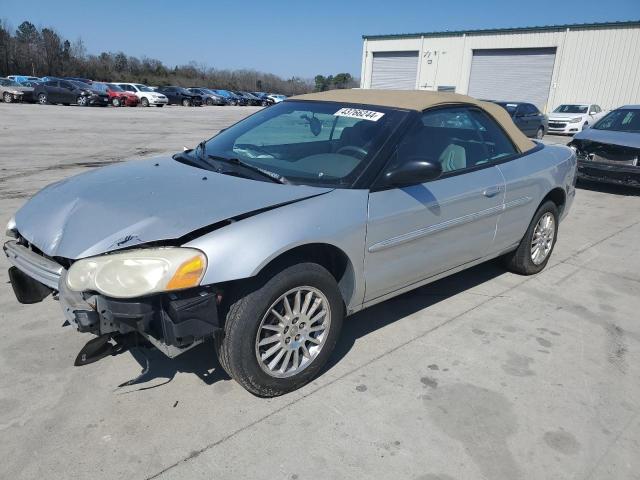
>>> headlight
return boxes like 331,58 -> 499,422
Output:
569,117 -> 583,123
66,247 -> 207,298
6,216 -> 17,238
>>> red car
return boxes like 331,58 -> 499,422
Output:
95,83 -> 140,107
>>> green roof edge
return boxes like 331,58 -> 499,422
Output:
362,20 -> 640,40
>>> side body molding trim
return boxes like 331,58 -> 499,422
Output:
368,196 -> 532,253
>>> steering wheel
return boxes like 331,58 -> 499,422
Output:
336,145 -> 368,159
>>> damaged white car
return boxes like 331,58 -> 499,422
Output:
4,90 -> 576,396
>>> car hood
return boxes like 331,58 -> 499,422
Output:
573,128 -> 640,149
15,157 -> 332,259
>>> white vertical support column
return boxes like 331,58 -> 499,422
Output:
360,39 -> 368,89
416,35 -> 425,89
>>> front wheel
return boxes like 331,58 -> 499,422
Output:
182,98 -> 191,107
3,92 -> 13,103
37,93 -> 48,105
111,97 -> 121,107
140,97 -> 149,107
535,126 -> 544,139
502,200 -> 558,275
76,95 -> 88,106
216,263 -> 343,397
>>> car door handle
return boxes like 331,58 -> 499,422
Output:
482,186 -> 503,197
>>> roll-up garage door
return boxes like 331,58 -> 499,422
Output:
468,48 -> 556,111
370,51 -> 419,90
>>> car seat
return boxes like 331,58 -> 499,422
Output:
439,144 -> 467,172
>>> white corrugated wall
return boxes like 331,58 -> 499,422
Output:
362,25 -> 640,112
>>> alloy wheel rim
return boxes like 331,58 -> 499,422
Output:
38,94 -> 46,104
255,286 -> 331,378
531,212 -> 555,265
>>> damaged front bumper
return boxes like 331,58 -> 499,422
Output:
3,239 -> 220,358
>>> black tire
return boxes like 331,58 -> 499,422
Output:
111,97 -> 121,107
3,92 -> 13,103
216,262 -> 344,397
502,200 -> 559,275
140,97 -> 149,107
37,93 -> 48,105
536,126 -> 544,139
206,98 -> 213,106
182,98 -> 191,107
77,95 -> 88,107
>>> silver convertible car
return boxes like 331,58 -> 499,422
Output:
4,90 -> 576,396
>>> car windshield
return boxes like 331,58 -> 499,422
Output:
106,83 -> 124,91
0,78 -> 21,87
496,102 -> 518,115
135,84 -> 153,92
554,105 -> 588,114
177,101 -> 405,187
593,109 -> 640,133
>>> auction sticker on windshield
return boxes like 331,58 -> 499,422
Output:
334,108 -> 385,122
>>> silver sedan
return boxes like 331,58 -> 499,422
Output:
4,89 -> 576,396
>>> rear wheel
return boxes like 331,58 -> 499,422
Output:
76,95 -> 88,106
37,93 -> 48,105
216,263 -> 343,397
3,92 -> 13,103
503,200 -> 558,275
111,97 -> 121,107
140,97 -> 149,107
182,98 -> 191,107
206,98 -> 213,106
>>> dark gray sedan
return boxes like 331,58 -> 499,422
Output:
491,101 -> 548,139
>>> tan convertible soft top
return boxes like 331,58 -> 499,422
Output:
291,89 -> 536,153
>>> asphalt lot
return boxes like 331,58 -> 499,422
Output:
1,103 -> 639,480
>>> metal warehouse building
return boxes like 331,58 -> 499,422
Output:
360,21 -> 640,112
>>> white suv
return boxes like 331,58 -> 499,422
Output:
548,104 -> 607,135
116,83 -> 168,107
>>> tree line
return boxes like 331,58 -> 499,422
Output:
0,20 -> 357,95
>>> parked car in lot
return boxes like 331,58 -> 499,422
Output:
0,77 -> 34,103
3,89 -> 576,397
93,82 -> 140,107
490,101 -> 547,139
234,91 -> 262,106
188,88 -> 226,106
547,104 -> 606,135
267,94 -> 287,104
570,105 -> 640,188
213,89 -> 246,106
7,75 -> 41,85
32,78 -> 109,106
116,83 -> 168,107
155,86 -> 203,106
252,92 -> 275,106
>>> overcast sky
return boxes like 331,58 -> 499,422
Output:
1,0 -> 638,79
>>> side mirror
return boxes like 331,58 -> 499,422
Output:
384,158 -> 442,187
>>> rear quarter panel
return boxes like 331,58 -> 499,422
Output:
493,144 -> 576,253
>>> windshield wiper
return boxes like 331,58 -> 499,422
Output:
207,154 -> 288,184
